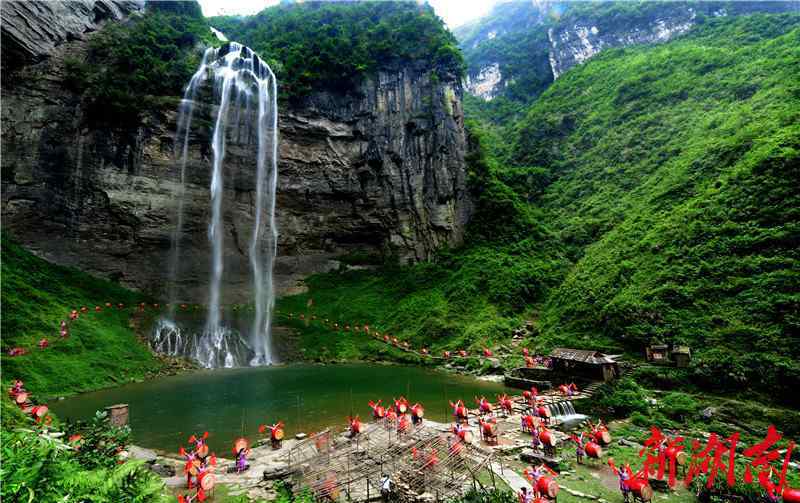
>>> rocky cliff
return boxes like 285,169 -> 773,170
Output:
546,1 -> 799,79
1,8 -> 471,302
0,0 -> 144,70
457,0 -> 799,108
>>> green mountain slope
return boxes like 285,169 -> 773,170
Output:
1,236 -> 162,396
456,1 -> 799,125
508,15 -> 800,380
283,14 -> 800,403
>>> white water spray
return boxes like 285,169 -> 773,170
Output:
167,48 -> 213,319
163,43 -> 280,368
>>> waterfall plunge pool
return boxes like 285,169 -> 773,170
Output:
50,364 -> 514,452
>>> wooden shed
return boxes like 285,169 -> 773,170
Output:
672,346 -> 692,368
645,344 -> 670,364
549,348 -> 620,382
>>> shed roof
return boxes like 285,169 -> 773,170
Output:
550,348 -> 617,365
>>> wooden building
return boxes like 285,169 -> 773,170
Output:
645,344 -> 670,364
672,346 -> 692,368
549,348 -> 620,382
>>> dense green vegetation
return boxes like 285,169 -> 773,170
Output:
63,1 -> 214,128
456,1 -> 798,125
1,415 -> 167,502
510,13 -> 800,400
1,236 -> 162,396
281,14 -> 800,405
209,1 -> 463,100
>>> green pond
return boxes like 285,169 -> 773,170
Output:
50,364 -> 513,452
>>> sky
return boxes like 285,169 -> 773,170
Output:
196,0 -> 497,28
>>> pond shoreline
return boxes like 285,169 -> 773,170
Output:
50,362 -> 515,452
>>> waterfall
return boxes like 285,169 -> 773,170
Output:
167,48 -> 213,319
160,42 -> 280,368
248,71 -> 278,365
151,318 -> 252,368
549,400 -> 587,430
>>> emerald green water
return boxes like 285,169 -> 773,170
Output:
50,364 -> 512,452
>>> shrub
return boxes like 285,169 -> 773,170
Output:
64,8 -> 214,129
660,392 -> 700,422
631,366 -> 694,390
456,489 -> 518,503
210,2 -> 465,101
591,378 -> 649,418
67,410 -> 132,470
0,429 -> 167,502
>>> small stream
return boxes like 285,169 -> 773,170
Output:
50,363 -> 513,452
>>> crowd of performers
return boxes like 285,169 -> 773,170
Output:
175,419 -> 285,502
177,432 -> 218,502
361,396 -> 425,438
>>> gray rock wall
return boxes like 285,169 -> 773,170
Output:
1,18 -> 471,302
1,0 -> 144,70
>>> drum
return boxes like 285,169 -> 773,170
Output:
272,429 -> 285,441
31,405 -> 48,418
783,488 -> 800,503
665,447 -> 687,466
594,430 -> 612,445
482,423 -> 494,437
585,442 -> 602,458
627,479 -> 653,501
198,472 -> 215,491
188,459 -> 201,476
536,477 -> 560,498
540,430 -> 556,447
15,392 -> 28,405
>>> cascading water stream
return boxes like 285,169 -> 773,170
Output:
159,42 -> 279,368
167,48 -> 213,319
549,400 -> 587,430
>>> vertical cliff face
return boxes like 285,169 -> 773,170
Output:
0,11 -> 471,301
0,0 -> 144,70
546,1 -> 799,79
457,0 -> 800,109
280,67 -> 470,266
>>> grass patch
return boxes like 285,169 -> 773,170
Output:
1,235 -> 162,397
